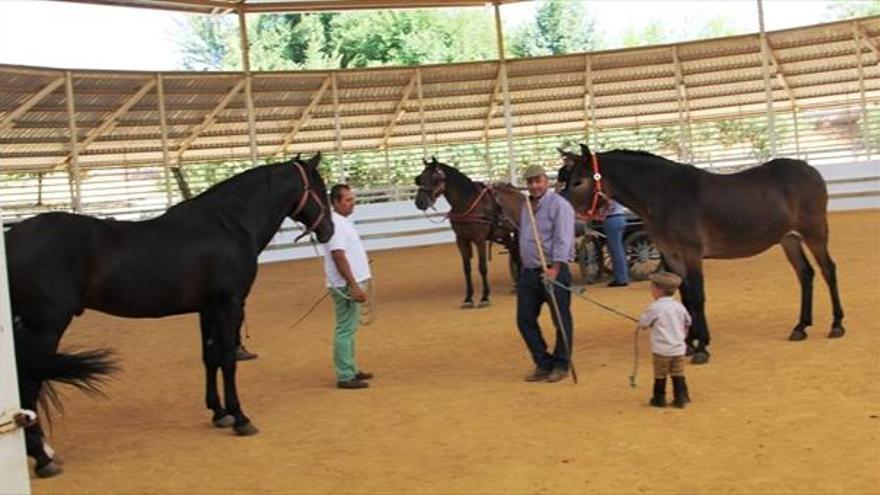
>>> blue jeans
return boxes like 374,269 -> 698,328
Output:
605,214 -> 628,284
516,265 -> 574,371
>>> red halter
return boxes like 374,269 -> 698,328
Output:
290,162 -> 327,242
580,151 -> 609,221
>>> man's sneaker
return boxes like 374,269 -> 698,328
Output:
355,371 -> 374,380
524,367 -> 552,382
337,378 -> 369,389
546,367 -> 568,383
236,345 -> 258,361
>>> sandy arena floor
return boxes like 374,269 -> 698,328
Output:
28,209 -> 880,494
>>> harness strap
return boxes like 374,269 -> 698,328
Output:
586,151 -> 609,221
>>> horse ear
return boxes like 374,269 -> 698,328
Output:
557,147 -> 566,155
305,151 -> 322,168
295,153 -> 301,161
579,143 -> 591,156
423,157 -> 429,165
431,155 -> 438,164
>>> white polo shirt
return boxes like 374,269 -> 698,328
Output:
638,296 -> 692,356
321,211 -> 371,288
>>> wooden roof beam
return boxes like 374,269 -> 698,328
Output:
0,77 -> 65,132
856,23 -> 880,64
274,75 -> 331,157
762,38 -> 799,109
377,71 -> 418,150
483,64 -> 503,140
57,78 -> 157,168
175,79 -> 246,163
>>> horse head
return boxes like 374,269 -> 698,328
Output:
560,143 -> 604,217
413,157 -> 447,210
291,152 -> 334,243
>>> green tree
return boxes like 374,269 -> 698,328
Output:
828,0 -> 880,19
178,16 -> 238,70
509,0 -> 598,57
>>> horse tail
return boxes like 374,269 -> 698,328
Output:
14,319 -> 119,416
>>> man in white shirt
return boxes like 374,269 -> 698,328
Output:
322,184 -> 373,389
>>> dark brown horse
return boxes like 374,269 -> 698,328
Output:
414,157 -> 524,308
560,144 -> 845,364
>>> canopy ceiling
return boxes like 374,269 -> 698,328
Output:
2,16 -> 880,173
56,0 -> 527,14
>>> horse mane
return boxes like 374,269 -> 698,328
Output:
167,161 -> 285,213
606,149 -> 686,168
438,162 -> 480,193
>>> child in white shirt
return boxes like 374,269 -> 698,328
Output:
638,271 -> 692,408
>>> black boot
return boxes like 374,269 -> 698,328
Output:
650,378 -> 666,408
672,376 -> 689,408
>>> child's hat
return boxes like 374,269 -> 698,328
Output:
649,271 -> 682,290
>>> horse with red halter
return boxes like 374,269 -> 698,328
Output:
560,144 -> 845,364
414,157 -> 524,308
6,153 -> 334,477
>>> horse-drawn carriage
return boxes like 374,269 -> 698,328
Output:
574,213 -> 662,285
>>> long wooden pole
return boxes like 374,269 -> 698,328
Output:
757,0 -> 777,157
156,73 -> 173,207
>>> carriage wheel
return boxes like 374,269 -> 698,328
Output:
625,230 -> 662,281
576,236 -> 603,284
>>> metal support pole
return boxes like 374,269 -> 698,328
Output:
64,71 -> 82,213
331,72 -> 344,181
583,54 -> 592,144
855,22 -> 872,159
416,68 -> 427,159
494,3 -> 517,185
238,9 -> 259,167
156,73 -> 173,207
757,0 -> 777,158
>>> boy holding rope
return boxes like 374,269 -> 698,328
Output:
639,271 -> 692,408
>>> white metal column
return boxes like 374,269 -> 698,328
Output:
238,9 -> 259,167
0,211 -> 30,495
493,2 -> 517,185
757,0 -> 778,157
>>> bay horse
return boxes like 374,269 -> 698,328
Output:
560,144 -> 845,364
6,153 -> 333,477
414,157 -> 524,308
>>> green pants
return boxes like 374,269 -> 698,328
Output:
330,285 -> 361,381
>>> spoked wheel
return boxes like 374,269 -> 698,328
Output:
576,236 -> 603,284
625,230 -> 662,281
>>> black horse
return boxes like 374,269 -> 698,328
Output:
414,157 -> 523,308
560,145 -> 845,364
6,153 -> 333,477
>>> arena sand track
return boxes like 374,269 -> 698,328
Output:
30,209 -> 879,494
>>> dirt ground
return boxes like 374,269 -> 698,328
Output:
29,209 -> 880,495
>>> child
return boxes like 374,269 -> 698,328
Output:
638,271 -> 692,408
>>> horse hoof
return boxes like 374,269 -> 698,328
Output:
35,461 -> 63,478
788,330 -> 808,341
234,422 -> 259,436
213,415 -> 235,428
690,351 -> 710,365
461,302 -> 474,309
478,300 -> 491,308
828,326 -> 846,338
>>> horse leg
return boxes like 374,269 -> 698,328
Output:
457,238 -> 475,309
780,234 -> 814,341
666,254 -> 711,364
212,299 -> 258,436
16,311 -> 70,477
802,231 -> 846,338
199,312 -> 231,427
477,240 -> 491,307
